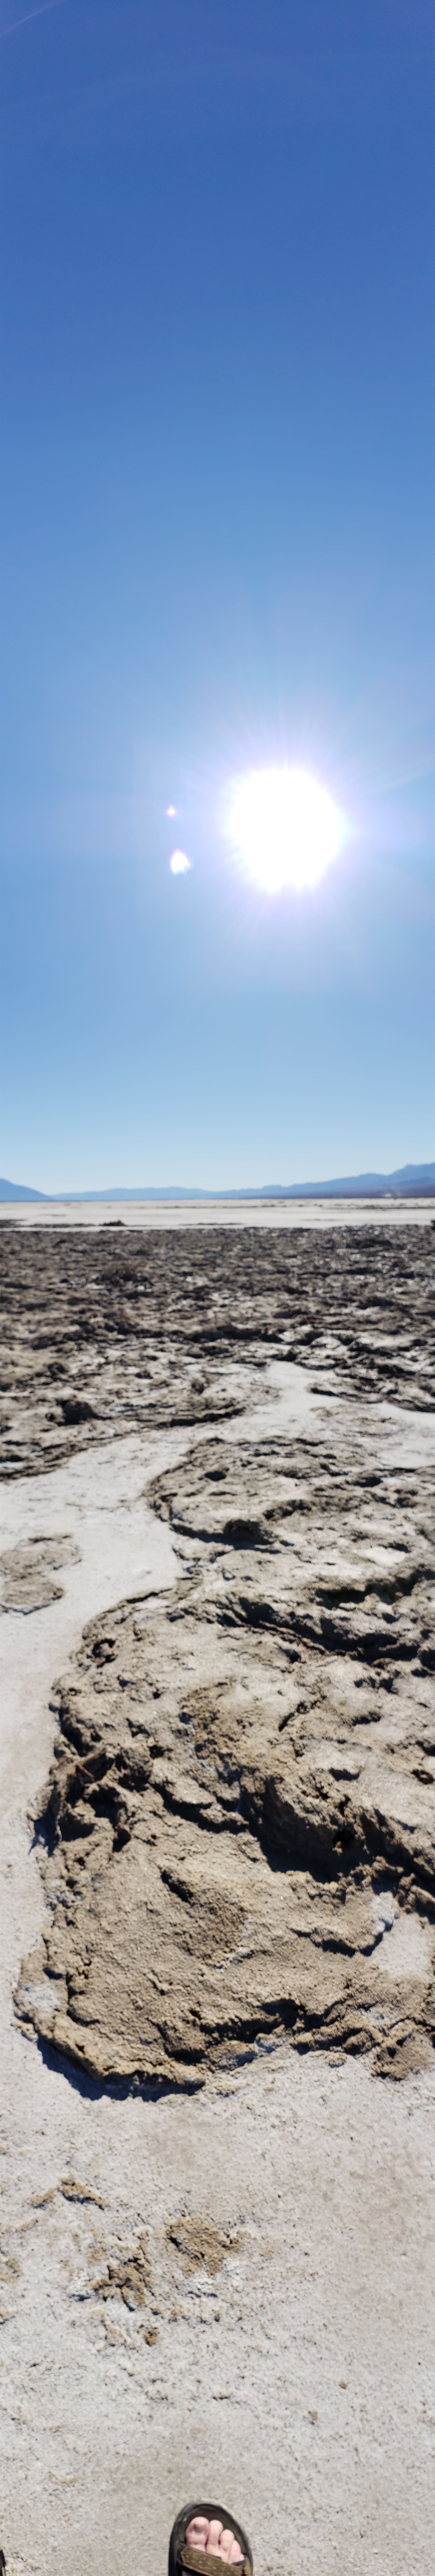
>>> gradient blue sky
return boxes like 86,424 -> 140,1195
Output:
0,0 -> 434,1189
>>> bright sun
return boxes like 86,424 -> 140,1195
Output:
230,765 -> 344,893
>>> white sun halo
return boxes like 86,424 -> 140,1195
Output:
230,765 -> 344,893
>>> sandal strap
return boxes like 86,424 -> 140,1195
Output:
181,2554 -> 246,2576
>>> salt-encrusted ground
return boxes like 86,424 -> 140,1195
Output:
0,1209 -> 434,2576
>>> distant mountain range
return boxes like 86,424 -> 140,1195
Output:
1,1163 -> 434,1202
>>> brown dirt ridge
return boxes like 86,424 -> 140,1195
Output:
10,1218 -> 434,2092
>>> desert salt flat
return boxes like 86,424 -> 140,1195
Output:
0,1211 -> 434,2576
2,1194 -> 434,1230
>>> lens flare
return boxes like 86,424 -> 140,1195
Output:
230,766 -> 344,893
170,848 -> 191,875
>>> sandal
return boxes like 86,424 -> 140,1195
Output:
169,2503 -> 253,2576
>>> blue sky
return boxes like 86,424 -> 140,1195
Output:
0,0 -> 434,1189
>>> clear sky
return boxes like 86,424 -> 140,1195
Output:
0,0 -> 434,1189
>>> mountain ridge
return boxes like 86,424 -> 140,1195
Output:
1,1163 -> 434,1203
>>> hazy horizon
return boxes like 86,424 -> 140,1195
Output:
1,1159 -> 434,1207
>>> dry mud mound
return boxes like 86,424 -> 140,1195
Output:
3,1217 -> 433,2088
17,1425 -> 435,2086
0,1532 -> 80,1611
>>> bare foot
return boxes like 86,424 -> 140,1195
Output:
186,2519 -> 243,2564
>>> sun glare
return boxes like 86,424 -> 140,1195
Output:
170,848 -> 191,875
230,765 -> 344,893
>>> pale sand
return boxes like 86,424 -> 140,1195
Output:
0,1216 -> 434,2575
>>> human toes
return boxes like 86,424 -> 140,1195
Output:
205,2524 -> 223,2555
186,2520 -> 210,2551
220,2533 -> 243,2564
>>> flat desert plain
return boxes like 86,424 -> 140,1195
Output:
0,1205 -> 434,2576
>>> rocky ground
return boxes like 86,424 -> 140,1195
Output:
0,1212 -> 434,2575
1,1216 -> 433,1481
